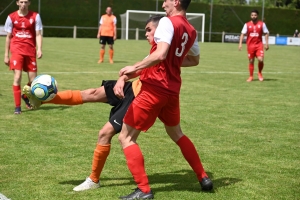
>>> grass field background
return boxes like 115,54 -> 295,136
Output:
0,37 -> 299,200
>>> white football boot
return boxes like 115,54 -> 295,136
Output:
73,177 -> 100,192
22,85 -> 42,109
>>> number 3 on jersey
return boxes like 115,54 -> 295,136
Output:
175,32 -> 188,57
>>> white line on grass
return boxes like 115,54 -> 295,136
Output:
0,71 -> 299,75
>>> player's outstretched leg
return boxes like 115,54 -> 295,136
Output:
23,85 -> 42,109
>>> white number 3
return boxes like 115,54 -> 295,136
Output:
175,32 -> 188,57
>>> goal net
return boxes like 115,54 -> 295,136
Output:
120,10 -> 205,42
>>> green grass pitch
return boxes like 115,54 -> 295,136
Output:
0,37 -> 299,200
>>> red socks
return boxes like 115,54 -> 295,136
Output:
248,63 -> 254,77
123,144 -> 150,193
258,62 -> 264,73
13,85 -> 21,107
176,135 -> 208,180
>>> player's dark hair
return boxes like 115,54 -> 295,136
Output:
145,15 -> 164,26
251,9 -> 259,15
180,0 -> 192,10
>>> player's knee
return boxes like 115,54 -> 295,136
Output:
98,128 -> 114,144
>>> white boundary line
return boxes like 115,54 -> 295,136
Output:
0,71 -> 299,75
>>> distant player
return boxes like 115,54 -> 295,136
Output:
238,9 -> 269,82
4,0 -> 43,114
97,6 -> 117,64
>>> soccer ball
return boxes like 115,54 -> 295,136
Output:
31,74 -> 58,102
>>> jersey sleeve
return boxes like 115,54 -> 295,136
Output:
4,16 -> 12,33
99,16 -> 103,25
154,17 -> 174,44
241,23 -> 247,34
187,35 -> 200,56
114,16 -> 117,25
263,23 -> 269,34
35,14 -> 43,31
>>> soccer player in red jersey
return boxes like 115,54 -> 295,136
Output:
113,0 -> 213,199
4,0 -> 43,114
23,15 -> 164,192
239,9 -> 269,82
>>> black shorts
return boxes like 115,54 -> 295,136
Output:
99,36 -> 114,45
102,80 -> 134,133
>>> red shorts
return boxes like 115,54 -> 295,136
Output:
247,45 -> 264,59
10,54 -> 37,72
123,83 -> 180,132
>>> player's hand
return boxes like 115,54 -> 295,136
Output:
113,77 -> 125,99
4,56 -> 9,66
238,44 -> 242,51
97,34 -> 100,39
37,50 -> 43,59
113,36 -> 117,41
265,44 -> 269,51
119,66 -> 136,76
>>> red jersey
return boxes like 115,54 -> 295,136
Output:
140,16 -> 197,95
9,11 -> 38,57
244,21 -> 266,47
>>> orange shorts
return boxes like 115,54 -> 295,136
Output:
123,83 -> 180,132
10,54 -> 37,72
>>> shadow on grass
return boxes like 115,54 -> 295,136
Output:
22,105 -> 72,112
59,170 -> 241,193
261,78 -> 277,81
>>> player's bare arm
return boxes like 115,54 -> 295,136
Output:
36,30 -> 43,59
113,24 -> 117,40
119,42 -> 170,77
4,33 -> 11,66
181,54 -> 200,67
264,33 -> 269,51
97,25 -> 102,38
239,33 -> 244,51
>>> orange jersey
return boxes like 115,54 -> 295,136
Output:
131,79 -> 142,97
99,14 -> 116,37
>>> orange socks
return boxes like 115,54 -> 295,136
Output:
100,49 -> 105,61
89,144 -> 111,183
45,90 -> 83,105
109,49 -> 114,61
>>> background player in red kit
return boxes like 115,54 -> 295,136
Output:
4,0 -> 43,114
238,9 -> 269,82
113,0 -> 213,199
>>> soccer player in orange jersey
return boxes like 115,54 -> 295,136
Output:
97,7 -> 117,64
4,0 -> 43,114
23,15 -> 163,192
113,0 -> 213,199
239,9 -> 269,82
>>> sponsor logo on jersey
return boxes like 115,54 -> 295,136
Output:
30,19 -> 33,24
14,20 -> 18,24
249,33 -> 259,37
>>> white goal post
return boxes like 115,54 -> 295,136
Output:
120,10 -> 205,43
